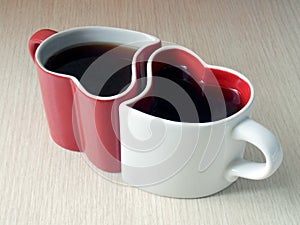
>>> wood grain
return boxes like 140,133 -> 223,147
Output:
0,0 -> 299,224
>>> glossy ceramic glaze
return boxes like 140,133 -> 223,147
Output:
119,46 -> 283,198
29,27 -> 161,172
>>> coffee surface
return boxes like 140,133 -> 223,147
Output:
45,43 -> 136,96
133,63 -> 244,123
45,46 -> 243,122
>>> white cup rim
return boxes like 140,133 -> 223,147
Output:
121,45 -> 254,126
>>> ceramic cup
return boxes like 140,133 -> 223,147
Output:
119,45 -> 283,198
29,26 -> 161,172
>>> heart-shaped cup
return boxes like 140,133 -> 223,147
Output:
119,45 -> 283,198
29,27 -> 161,172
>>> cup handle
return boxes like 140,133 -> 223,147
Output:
28,29 -> 57,61
226,118 -> 283,182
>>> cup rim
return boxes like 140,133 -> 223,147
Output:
35,26 -> 161,101
121,45 -> 254,126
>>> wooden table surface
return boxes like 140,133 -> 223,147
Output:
0,0 -> 299,224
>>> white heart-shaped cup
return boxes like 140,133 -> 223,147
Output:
119,45 -> 283,198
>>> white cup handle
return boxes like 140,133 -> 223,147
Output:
226,118 -> 283,181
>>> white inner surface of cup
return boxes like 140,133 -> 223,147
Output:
37,27 -> 158,64
36,27 -> 159,99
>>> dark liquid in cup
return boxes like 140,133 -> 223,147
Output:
44,43 -> 137,96
133,63 -> 244,123
45,44 -> 244,123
